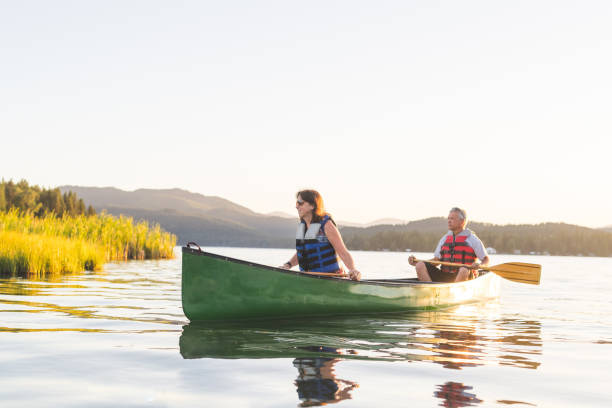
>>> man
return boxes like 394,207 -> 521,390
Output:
408,207 -> 489,282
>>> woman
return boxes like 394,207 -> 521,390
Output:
280,189 -> 361,281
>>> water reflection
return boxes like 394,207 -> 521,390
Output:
0,268 -> 185,332
179,309 -> 542,370
434,382 -> 482,407
293,357 -> 358,406
427,324 -> 484,369
417,318 -> 541,370
179,314 -> 541,406
0,270 -> 83,283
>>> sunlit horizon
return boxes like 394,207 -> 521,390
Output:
4,180 -> 605,230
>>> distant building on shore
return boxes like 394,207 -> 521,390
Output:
486,247 -> 497,254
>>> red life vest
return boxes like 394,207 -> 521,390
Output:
439,234 -> 477,273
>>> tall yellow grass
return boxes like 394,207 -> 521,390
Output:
0,209 -> 176,277
0,231 -> 105,275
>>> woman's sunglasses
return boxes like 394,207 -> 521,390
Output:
296,199 -> 305,206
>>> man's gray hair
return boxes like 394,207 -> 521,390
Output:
450,207 -> 467,221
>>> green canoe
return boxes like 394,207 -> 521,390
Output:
181,245 -> 501,321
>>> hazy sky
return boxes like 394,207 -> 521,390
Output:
2,1 -> 611,227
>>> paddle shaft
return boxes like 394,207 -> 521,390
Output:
414,259 -> 481,269
302,271 -> 348,277
413,258 -> 541,285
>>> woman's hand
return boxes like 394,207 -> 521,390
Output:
281,254 -> 297,270
348,269 -> 361,281
408,255 -> 416,266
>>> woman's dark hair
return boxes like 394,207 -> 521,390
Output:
297,189 -> 329,222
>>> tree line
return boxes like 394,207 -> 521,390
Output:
0,179 -> 95,217
340,218 -> 612,257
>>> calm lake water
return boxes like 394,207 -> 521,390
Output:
1,247 -> 611,407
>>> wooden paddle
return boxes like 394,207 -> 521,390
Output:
302,271 -> 348,278
414,259 -> 541,285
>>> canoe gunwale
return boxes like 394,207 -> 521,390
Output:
182,246 -> 492,288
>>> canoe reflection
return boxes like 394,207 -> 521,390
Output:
179,309 -> 542,370
179,322 -> 361,360
428,321 -> 542,370
428,325 -> 483,369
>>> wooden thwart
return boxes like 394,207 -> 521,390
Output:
415,259 -> 541,285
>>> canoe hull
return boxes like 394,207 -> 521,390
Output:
181,247 -> 501,321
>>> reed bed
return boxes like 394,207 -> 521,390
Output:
0,209 -> 176,277
0,231 -> 105,276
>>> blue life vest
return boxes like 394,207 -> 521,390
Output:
295,215 -> 340,272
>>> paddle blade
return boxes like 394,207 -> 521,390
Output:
488,262 -> 541,285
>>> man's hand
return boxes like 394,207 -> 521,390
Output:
408,255 -> 416,266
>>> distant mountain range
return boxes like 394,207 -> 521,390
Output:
59,186 -> 411,247
59,186 -> 297,247
266,212 -> 408,227
59,186 -> 612,255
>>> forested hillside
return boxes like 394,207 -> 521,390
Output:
341,218 -> 612,257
